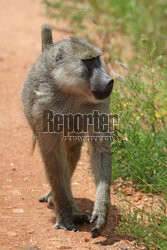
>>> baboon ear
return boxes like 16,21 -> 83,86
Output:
55,47 -> 64,64
41,25 -> 53,51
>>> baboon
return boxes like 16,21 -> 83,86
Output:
21,25 -> 114,238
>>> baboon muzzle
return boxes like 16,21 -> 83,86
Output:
91,78 -> 114,100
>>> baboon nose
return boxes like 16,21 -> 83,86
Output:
91,78 -> 114,100
106,79 -> 114,92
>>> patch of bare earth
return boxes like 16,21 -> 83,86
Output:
0,0 -> 163,249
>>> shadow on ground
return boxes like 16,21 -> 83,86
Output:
46,197 -> 133,247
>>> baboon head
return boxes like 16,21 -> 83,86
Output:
42,25 -> 114,102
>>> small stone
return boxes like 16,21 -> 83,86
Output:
85,238 -> 89,242
11,189 -> 21,195
48,238 -> 57,241
42,183 -> 49,187
72,182 -> 79,185
28,230 -> 35,234
7,231 -> 17,237
10,163 -> 15,167
13,208 -> 24,213
7,179 -> 12,182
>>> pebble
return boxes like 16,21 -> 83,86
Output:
7,231 -> 17,237
6,179 -> 12,182
72,182 -> 79,185
11,189 -> 21,195
13,208 -> 24,213
28,230 -> 35,234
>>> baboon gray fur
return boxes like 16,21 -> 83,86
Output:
21,24 -> 113,238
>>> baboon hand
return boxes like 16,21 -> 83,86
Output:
90,210 -> 107,238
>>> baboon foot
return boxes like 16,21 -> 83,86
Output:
54,212 -> 89,231
39,190 -> 54,206
55,217 -> 79,232
90,210 -> 106,238
73,212 -> 89,224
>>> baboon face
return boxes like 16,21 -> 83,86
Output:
49,38 -> 114,102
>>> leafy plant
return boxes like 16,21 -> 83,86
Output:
116,195 -> 167,250
112,125 -> 167,194
116,204 -> 167,249
110,36 -> 167,196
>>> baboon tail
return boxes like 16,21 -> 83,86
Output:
30,133 -> 37,155
41,24 -> 53,51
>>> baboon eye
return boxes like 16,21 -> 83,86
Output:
82,56 -> 100,70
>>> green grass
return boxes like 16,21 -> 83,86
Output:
112,127 -> 167,195
116,205 -> 167,249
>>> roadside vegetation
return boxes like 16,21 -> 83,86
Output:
43,0 -> 167,248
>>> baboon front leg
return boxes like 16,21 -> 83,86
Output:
90,141 -> 111,238
38,134 -> 78,231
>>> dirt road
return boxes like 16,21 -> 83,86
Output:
0,1 -> 138,249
